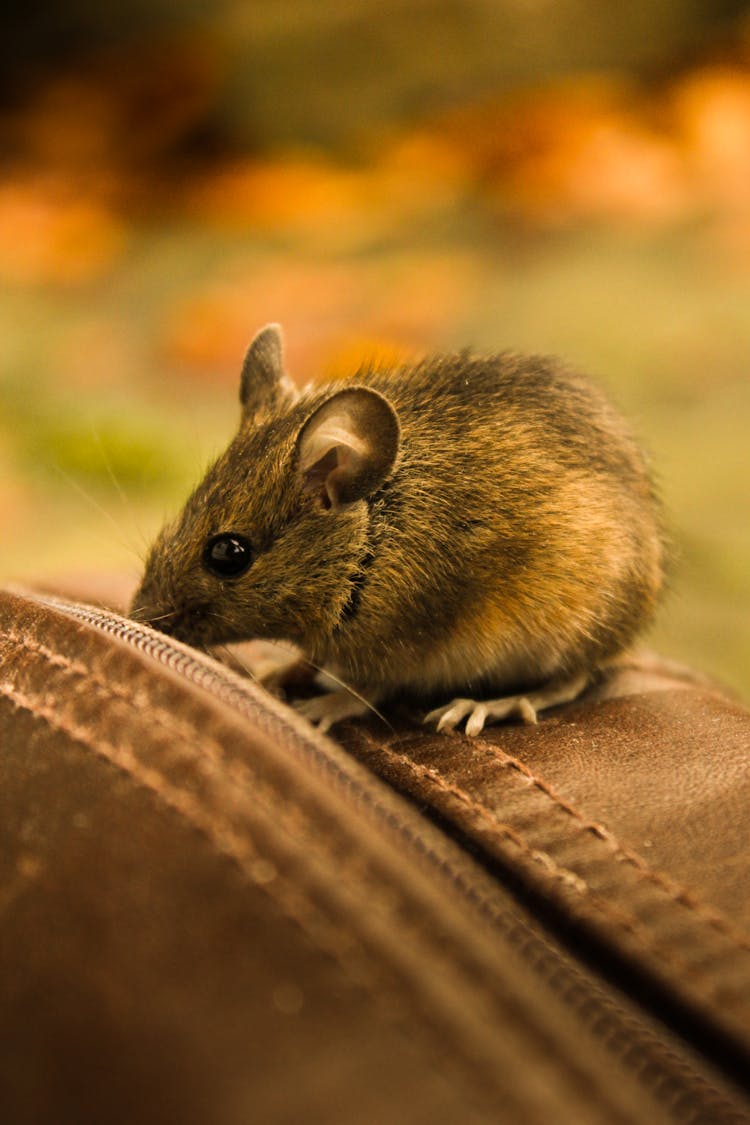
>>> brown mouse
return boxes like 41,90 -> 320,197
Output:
130,323 -> 665,735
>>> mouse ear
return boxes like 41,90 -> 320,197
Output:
296,387 -> 400,509
240,323 -> 298,421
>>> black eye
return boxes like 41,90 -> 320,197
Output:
203,533 -> 254,578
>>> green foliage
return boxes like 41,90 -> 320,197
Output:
16,404 -> 184,492
0,354 -> 194,497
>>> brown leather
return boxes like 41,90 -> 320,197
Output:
340,674 -> 750,1053
1,584 -> 749,1124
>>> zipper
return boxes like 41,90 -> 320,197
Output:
36,592 -> 750,1124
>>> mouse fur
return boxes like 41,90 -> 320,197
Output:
131,324 -> 665,728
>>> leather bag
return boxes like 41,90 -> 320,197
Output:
1,584 -> 749,1124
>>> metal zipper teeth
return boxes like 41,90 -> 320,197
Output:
41,594 -> 749,1124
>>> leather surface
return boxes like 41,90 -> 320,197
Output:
5,587 -> 717,1125
2,583 -> 750,1124
338,662 -> 750,1063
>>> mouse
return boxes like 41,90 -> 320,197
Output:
130,323 -> 665,735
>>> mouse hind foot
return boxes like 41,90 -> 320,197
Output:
424,673 -> 589,737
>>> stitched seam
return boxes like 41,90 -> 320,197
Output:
0,680 -> 396,992
375,735 -> 749,1010
353,730 -> 750,1119
3,630 -> 222,760
15,621 -> 747,964
395,730 -> 750,955
2,623 -> 744,1117
4,631 -> 518,978
480,740 -> 750,952
2,636 -> 602,1073
7,634 -> 360,872
3,677 -> 512,1086
380,739 -> 684,946
0,680 -> 574,1118
5,631 -> 573,983
5,633 -> 523,1001
3,632 -> 302,827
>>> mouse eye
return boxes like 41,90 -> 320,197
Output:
203,533 -> 254,578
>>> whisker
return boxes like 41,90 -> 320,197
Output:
146,611 -> 177,625
216,644 -> 258,681
50,462 -> 139,559
302,658 -> 393,731
88,421 -> 153,561
89,424 -> 130,511
215,642 -> 391,729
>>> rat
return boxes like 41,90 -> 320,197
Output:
130,323 -> 665,735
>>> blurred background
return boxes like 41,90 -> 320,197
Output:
1,0 -> 749,698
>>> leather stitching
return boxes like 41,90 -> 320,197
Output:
2,631 -> 483,976
0,679 -> 392,998
9,622 -> 749,970
2,629 -> 224,759
0,643 -> 580,1117
395,728 -> 750,955
473,736 -> 750,952
1,614 -> 746,1115
363,731 -> 750,1012
2,637 -> 575,1036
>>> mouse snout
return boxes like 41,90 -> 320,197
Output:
130,583 -> 213,643
149,600 -> 214,644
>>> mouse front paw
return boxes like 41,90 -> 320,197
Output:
215,641 -> 312,697
294,690 -> 372,734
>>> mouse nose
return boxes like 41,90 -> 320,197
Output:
152,601 -> 212,644
147,608 -> 179,636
